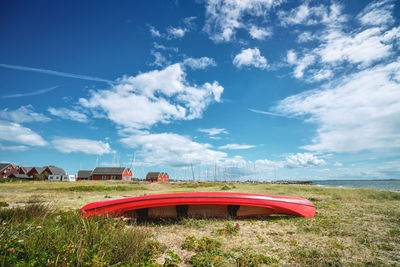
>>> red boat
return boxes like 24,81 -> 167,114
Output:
80,192 -> 316,219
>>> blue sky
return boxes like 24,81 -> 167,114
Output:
1,0 -> 399,180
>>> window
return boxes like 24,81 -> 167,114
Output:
111,175 -> 117,180
102,175 -> 108,180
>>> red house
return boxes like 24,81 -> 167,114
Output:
146,172 -> 169,182
0,163 -> 18,178
27,167 -> 45,178
91,167 -> 132,181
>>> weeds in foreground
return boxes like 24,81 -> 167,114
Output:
0,204 -> 159,266
215,222 -> 240,235
181,235 -> 279,266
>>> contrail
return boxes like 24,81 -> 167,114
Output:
248,108 -> 291,118
0,86 -> 59,98
0,63 -> 115,84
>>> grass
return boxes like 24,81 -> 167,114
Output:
0,204 -> 160,266
0,180 -> 399,265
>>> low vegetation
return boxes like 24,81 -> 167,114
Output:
0,180 -> 399,265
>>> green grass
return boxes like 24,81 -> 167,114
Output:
0,180 -> 399,265
0,204 -> 160,266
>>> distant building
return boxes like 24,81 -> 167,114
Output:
146,172 -> 169,182
27,167 -> 46,177
0,163 -> 18,178
77,170 -> 92,181
18,167 -> 32,176
44,166 -> 66,176
48,174 -> 76,182
91,167 -> 132,181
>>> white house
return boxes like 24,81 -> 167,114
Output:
48,174 -> 76,182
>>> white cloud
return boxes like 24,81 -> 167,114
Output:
79,63 -> 223,129
153,42 -> 178,52
274,59 -> 400,152
149,50 -> 169,67
0,144 -> 29,152
233,47 -> 267,69
48,107 -> 88,123
198,128 -> 229,136
167,27 -> 187,38
356,0 -> 394,27
51,137 -> 112,155
219,144 -> 255,150
249,25 -> 272,40
297,31 -> 315,43
279,2 -> 326,26
285,1 -> 399,81
183,57 -> 216,70
285,153 -> 326,168
334,161 -> 343,167
120,132 -> 227,167
286,50 -> 315,79
0,120 -> 47,146
0,105 -> 50,123
149,25 -> 162,37
203,0 -> 282,42
279,2 -> 346,27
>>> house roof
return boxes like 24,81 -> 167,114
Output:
77,170 -> 92,178
0,163 -> 11,171
47,167 -> 66,175
33,167 -> 46,174
146,172 -> 162,178
20,167 -> 33,174
9,174 -> 31,179
92,167 -> 126,175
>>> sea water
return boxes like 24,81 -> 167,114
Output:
313,180 -> 400,191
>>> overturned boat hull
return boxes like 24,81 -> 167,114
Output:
80,192 -> 316,219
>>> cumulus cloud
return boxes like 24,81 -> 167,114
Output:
285,153 -> 326,168
48,107 -> 88,123
51,137 -> 112,155
284,1 -> 399,81
203,0 -> 282,42
249,25 -> 272,40
120,132 -> 227,167
219,144 -> 255,150
233,47 -> 267,69
274,59 -> 400,152
183,57 -> 216,70
79,63 -> 223,129
0,105 -> 50,123
0,120 -> 47,146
